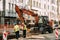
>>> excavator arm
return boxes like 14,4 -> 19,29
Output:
15,5 -> 24,22
15,5 -> 39,24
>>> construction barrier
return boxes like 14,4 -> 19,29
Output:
55,28 -> 58,40
55,24 -> 58,40
3,30 -> 7,40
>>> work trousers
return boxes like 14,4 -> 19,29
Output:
15,31 -> 20,39
23,30 -> 26,38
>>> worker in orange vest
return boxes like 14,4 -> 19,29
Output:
49,20 -> 54,28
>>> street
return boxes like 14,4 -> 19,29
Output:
0,0 -> 60,40
8,29 -> 60,40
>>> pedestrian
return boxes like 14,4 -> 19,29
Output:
22,23 -> 27,38
14,23 -> 20,40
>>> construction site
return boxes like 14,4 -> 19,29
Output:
0,0 -> 60,40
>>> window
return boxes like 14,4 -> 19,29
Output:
52,6 -> 55,11
20,0 -> 23,3
44,4 -> 46,9
48,0 -> 49,2
48,5 -> 49,9
36,2 -> 38,7
39,3 -> 41,8
38,17 -> 43,23
51,0 -> 55,4
44,12 -> 47,16
50,12 -> 55,18
33,1 -> 35,7
44,0 -> 47,1
35,1 -> 37,7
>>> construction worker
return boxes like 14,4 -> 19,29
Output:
49,20 -> 54,27
22,23 -> 27,38
14,23 -> 20,40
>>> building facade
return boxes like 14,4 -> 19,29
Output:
0,0 -> 59,26
0,0 -> 18,26
29,0 -> 58,21
58,0 -> 60,21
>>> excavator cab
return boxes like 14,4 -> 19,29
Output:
38,16 -> 53,34
38,16 -> 49,24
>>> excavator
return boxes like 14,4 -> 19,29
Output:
15,5 -> 53,34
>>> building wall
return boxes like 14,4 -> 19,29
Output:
29,0 -> 58,21
0,0 -> 19,17
59,3 -> 60,14
0,0 -> 58,21
58,0 -> 60,21
5,0 -> 17,17
0,0 -> 19,25
0,0 -> 3,11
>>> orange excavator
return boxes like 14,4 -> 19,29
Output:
15,5 -> 39,24
15,5 -> 53,34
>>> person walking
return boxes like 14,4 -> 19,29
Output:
14,23 -> 20,40
22,23 -> 27,38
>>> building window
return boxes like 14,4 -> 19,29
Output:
48,0 -> 49,2
51,0 -> 55,4
44,4 -> 46,9
39,3 -> 41,8
40,12 -> 41,15
35,1 -> 37,7
44,12 -> 46,15
36,2 -> 38,7
52,6 -> 55,11
50,12 -> 54,16
48,5 -> 49,9
20,0 -> 23,3
44,0 -> 46,1
38,3 -> 39,8
33,1 -> 35,7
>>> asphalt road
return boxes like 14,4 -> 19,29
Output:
8,29 -> 60,40
0,27 -> 60,40
40,29 -> 60,40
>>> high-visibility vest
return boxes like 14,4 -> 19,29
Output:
14,25 -> 19,32
23,25 -> 27,30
